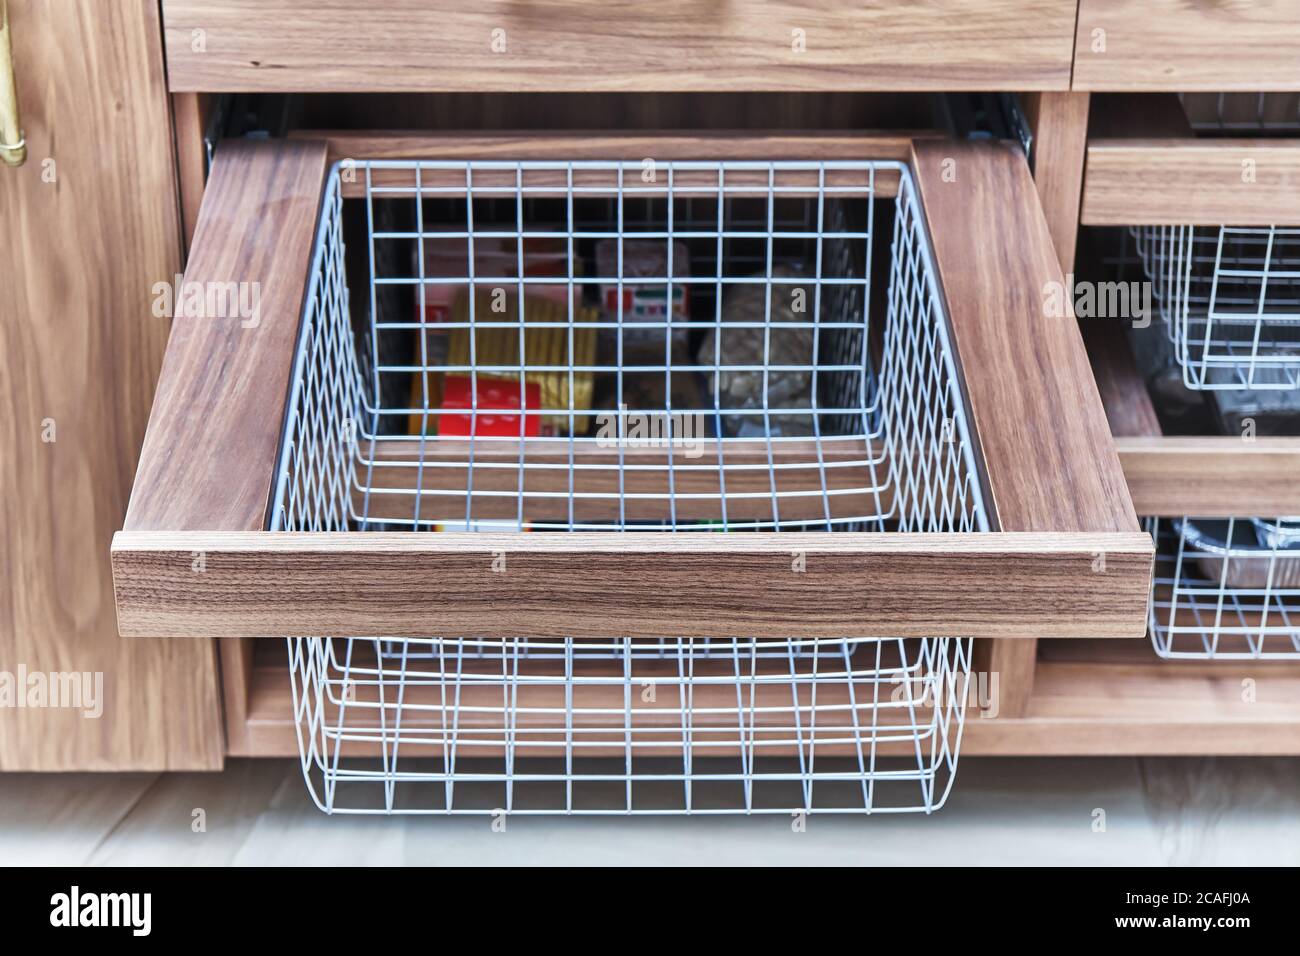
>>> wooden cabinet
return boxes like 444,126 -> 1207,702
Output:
5,2 -> 1300,772
0,0 -> 222,770
107,129 -> 1170,770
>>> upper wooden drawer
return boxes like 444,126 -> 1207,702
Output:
1074,0 -> 1300,92
161,0 -> 1078,92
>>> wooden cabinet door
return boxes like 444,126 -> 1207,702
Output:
0,0 -> 222,769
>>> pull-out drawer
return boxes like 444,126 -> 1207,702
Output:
1087,320 -> 1300,664
1125,440 -> 1300,661
159,0 -> 1079,93
111,133 -> 1152,642
1082,105 -> 1300,391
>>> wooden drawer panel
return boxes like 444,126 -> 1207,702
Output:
161,0 -> 1078,92
1118,438 -> 1300,518
1074,0 -> 1300,92
1082,139 -> 1300,226
110,134 -> 1151,640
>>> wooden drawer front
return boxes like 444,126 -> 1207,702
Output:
111,134 -> 1151,640
161,0 -> 1078,92
1082,139 -> 1300,227
1074,0 -> 1300,92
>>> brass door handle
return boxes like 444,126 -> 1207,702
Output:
0,0 -> 25,167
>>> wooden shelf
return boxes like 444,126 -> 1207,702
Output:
229,638 -> 1300,758
235,639 -> 954,759
964,640 -> 1300,756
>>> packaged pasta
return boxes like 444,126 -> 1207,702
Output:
410,288 -> 598,436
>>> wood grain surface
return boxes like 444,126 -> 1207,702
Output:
911,140 -> 1143,538
1117,437 -> 1300,518
973,635 -> 1040,722
304,131 -> 918,199
171,92 -> 212,251
112,530 -> 1155,641
111,530 -> 1149,642
1082,139 -> 1300,226
1074,0 -> 1300,92
1080,317 -> 1163,440
1023,92 -> 1091,273
161,0 -> 1078,93
0,0 -> 221,770
965,639 -> 1300,756
352,438 -> 898,525
913,139 -> 1153,711
124,139 -> 329,533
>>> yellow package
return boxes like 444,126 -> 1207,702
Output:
410,289 -> 598,435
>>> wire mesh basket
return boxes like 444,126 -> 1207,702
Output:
1148,517 -> 1300,660
271,157 -> 988,815
1179,93 -> 1300,134
1131,225 -> 1300,390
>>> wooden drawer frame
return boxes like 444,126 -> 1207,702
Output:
111,132 -> 1151,646
963,87 -> 1300,752
1082,139 -> 1300,228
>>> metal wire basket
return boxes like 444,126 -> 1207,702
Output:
1131,225 -> 1300,390
271,157 -> 988,815
1148,517 -> 1300,660
1179,93 -> 1300,134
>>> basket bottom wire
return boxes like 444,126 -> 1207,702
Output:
289,635 -> 974,815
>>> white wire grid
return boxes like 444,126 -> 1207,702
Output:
1131,225 -> 1300,390
1148,517 -> 1300,660
270,158 -> 987,815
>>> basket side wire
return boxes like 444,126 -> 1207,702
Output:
1133,224 -> 1300,390
1149,516 -> 1300,660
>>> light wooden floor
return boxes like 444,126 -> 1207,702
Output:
4,757 -> 1298,865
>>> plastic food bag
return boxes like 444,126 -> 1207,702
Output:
697,267 -> 816,437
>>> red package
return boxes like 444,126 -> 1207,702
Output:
438,375 -> 542,438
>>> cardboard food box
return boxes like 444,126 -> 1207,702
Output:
415,236 -> 576,326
